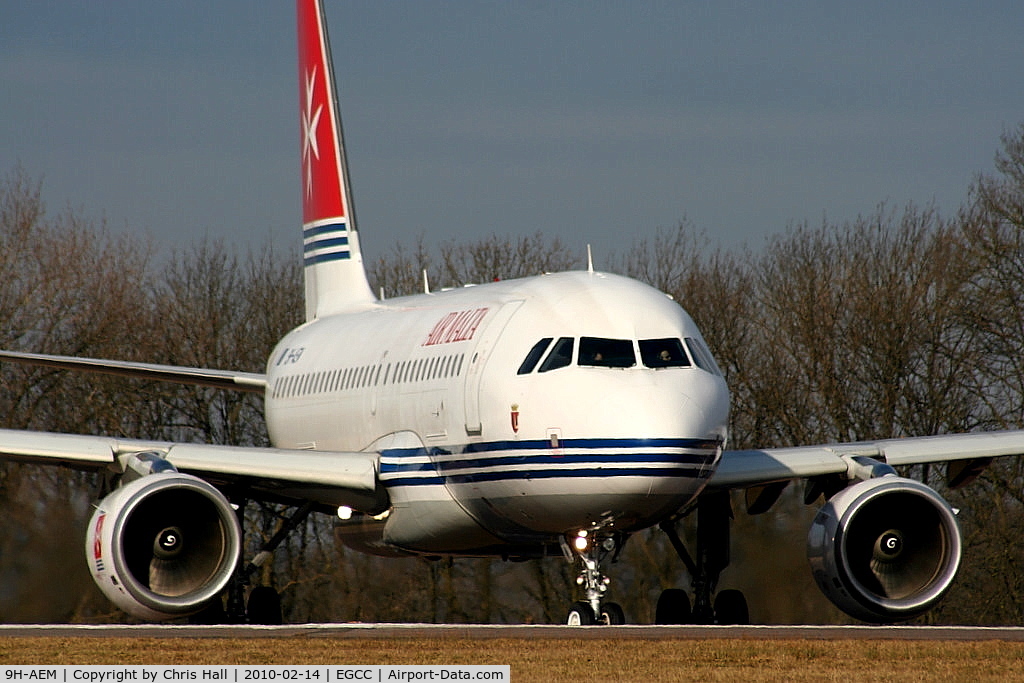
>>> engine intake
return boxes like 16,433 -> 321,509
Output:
86,472 -> 242,620
807,476 -> 961,622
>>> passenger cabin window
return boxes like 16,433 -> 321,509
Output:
538,337 -> 574,372
579,337 -> 635,368
518,338 -> 553,375
640,338 -> 691,368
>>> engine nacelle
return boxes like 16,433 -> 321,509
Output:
807,476 -> 961,622
86,472 -> 242,620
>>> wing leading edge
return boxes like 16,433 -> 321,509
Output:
0,428 -> 386,513
709,429 -> 1024,490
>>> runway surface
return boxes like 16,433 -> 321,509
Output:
2,623 -> 1024,640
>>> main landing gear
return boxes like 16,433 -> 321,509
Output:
562,528 -> 627,625
211,500 -> 316,624
656,491 -> 749,625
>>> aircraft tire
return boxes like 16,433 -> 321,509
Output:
566,601 -> 596,625
247,586 -> 283,625
655,588 -> 691,624
600,601 -> 626,625
713,589 -> 749,625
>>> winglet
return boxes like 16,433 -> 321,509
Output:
297,0 -> 376,320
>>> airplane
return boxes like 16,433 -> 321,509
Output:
2,0 -> 1024,626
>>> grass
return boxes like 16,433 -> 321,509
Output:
2,637 -> 1024,681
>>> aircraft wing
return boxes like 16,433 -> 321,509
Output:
0,350 -> 267,393
0,351 -> 389,510
0,428 -> 386,512
708,429 -> 1024,490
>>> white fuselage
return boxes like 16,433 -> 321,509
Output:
265,271 -> 730,554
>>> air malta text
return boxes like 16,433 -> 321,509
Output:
423,308 -> 489,346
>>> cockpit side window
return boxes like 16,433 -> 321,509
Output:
517,338 -> 553,375
639,338 -> 691,368
685,337 -> 723,376
538,337 -> 574,373
579,337 -> 635,368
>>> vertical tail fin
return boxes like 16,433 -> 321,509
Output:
297,0 -> 376,320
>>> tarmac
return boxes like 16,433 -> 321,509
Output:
2,623 -> 1024,640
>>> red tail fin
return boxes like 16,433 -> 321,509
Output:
297,0 -> 346,226
296,0 -> 375,318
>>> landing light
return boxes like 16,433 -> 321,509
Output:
573,531 -> 589,551
337,506 -> 353,520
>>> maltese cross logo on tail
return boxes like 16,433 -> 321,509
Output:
297,0 -> 346,226
302,66 -> 323,199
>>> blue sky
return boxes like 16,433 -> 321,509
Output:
3,1 -> 1023,264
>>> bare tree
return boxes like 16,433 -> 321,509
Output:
931,124 -> 1024,624
742,204 -> 980,447
440,231 -> 578,287
0,167 -> 154,622
369,235 -> 434,300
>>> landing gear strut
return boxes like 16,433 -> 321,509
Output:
562,529 -> 627,625
223,500 -> 316,624
657,491 -> 749,625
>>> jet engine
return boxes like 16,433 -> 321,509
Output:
807,476 -> 961,622
86,472 -> 242,620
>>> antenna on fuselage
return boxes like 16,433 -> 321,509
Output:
423,269 -> 431,294
586,244 -> 594,273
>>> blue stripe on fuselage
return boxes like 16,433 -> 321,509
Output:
378,437 -> 721,488
385,437 -> 720,456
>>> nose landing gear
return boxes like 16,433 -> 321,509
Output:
562,529 -> 626,625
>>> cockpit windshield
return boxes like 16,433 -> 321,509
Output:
517,335 -> 720,375
538,337 -> 574,372
685,337 -> 723,376
579,337 -> 635,368
517,337 -> 552,375
639,338 -> 691,368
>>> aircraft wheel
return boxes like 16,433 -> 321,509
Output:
600,601 -> 626,625
714,589 -> 749,625
247,586 -> 283,625
655,588 -> 692,624
567,601 -> 596,625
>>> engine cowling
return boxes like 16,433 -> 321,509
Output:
807,476 -> 961,622
86,472 -> 242,620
